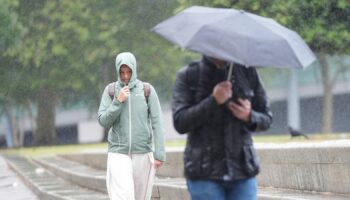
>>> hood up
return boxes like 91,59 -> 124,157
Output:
115,52 -> 139,88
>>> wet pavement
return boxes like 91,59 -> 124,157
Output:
0,155 -> 38,200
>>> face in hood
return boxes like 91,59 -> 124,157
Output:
115,52 -> 138,86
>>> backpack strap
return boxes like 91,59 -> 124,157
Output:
108,82 -> 116,99
143,82 -> 151,103
107,82 -> 151,103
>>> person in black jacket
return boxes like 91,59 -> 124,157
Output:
172,55 -> 273,200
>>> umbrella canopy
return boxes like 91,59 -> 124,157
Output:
152,6 -> 316,69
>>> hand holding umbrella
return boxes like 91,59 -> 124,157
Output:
213,81 -> 232,105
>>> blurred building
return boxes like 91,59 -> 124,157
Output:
1,57 -> 350,147
265,56 -> 350,134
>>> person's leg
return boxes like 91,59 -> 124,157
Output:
132,152 -> 155,200
106,152 -> 135,200
187,179 -> 225,200
226,177 -> 257,200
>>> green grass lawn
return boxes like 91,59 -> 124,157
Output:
0,143 -> 108,158
0,133 -> 348,158
253,132 -> 349,143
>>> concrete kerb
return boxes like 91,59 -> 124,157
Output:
69,141 -> 350,196
60,153 -> 107,170
4,154 -> 109,200
0,155 -> 38,200
33,155 -> 189,199
61,141 -> 350,195
256,140 -> 350,194
4,155 -> 69,200
60,147 -> 185,178
32,156 -> 106,193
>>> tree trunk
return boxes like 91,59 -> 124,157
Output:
35,87 -> 57,145
322,85 -> 333,134
3,105 -> 16,147
25,100 -> 36,146
10,109 -> 20,147
319,55 -> 333,134
18,110 -> 25,147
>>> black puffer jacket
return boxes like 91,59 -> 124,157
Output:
172,56 -> 273,181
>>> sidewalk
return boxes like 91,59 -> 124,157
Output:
0,155 -> 38,200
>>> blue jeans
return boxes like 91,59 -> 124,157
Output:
187,177 -> 257,200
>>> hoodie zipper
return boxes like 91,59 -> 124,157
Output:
128,91 -> 132,155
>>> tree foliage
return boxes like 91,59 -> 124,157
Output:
1,0 -> 195,145
0,0 -> 24,104
281,0 -> 350,133
10,0 -> 98,144
3,0 -> 348,145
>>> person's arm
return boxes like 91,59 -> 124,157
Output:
148,85 -> 166,162
172,67 -> 219,134
98,85 -> 123,128
246,69 -> 273,132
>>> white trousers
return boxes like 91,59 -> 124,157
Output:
106,152 -> 155,200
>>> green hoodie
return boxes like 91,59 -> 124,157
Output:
98,52 -> 165,161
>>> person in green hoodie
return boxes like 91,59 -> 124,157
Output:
98,52 -> 166,200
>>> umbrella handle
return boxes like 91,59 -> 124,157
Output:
227,62 -> 234,81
